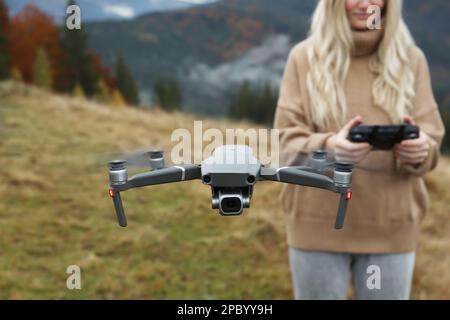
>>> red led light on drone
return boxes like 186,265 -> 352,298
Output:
346,191 -> 352,200
108,188 -> 114,197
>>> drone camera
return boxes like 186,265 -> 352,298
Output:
210,188 -> 251,215
108,160 -> 128,185
220,195 -> 243,215
149,150 -> 165,170
217,189 -> 245,215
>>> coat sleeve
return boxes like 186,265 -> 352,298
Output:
273,47 -> 334,164
396,48 -> 446,176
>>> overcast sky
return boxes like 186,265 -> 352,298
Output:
5,0 -> 221,21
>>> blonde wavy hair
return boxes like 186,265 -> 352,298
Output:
306,0 -> 415,130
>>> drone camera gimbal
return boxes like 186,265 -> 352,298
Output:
108,145 -> 353,229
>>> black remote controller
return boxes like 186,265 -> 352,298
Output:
348,124 -> 420,150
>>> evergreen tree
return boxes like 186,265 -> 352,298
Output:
60,0 -> 98,96
167,79 -> 182,111
229,81 -> 278,126
153,77 -> 182,112
442,111 -> 450,152
0,0 -> 10,79
115,55 -> 139,105
229,80 -> 255,120
260,82 -> 278,126
33,47 -> 53,90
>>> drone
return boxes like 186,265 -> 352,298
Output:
108,145 -> 353,230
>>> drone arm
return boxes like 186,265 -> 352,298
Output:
109,189 -> 127,227
335,191 -> 351,229
260,166 -> 352,229
114,164 -> 201,192
109,164 -> 201,227
260,167 -> 335,190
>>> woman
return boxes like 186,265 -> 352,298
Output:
274,0 -> 445,300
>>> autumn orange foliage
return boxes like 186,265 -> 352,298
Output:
92,52 -> 116,91
8,4 -> 63,88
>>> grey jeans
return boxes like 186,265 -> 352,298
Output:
289,247 -> 416,300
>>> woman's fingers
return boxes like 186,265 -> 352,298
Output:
336,147 -> 370,158
342,116 -> 363,133
400,138 -> 428,148
335,145 -> 371,164
395,149 -> 429,158
337,138 -> 371,152
398,157 -> 427,165
331,115 -> 372,164
395,150 -> 428,162
333,116 -> 371,164
403,115 -> 416,125
338,116 -> 364,139
394,145 -> 430,153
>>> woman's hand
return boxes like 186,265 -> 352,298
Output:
325,116 -> 372,164
393,115 -> 430,166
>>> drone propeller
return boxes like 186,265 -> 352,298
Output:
278,147 -> 386,173
93,147 -> 173,170
98,142 -> 392,178
99,146 -> 346,173
278,148 -> 345,173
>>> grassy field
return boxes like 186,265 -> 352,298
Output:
0,81 -> 448,299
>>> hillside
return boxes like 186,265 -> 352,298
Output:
4,0 -> 213,21
85,0 -> 450,115
0,81 -> 449,299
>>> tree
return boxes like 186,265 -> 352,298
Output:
33,47 -> 53,90
442,111 -> 450,153
8,4 -> 63,88
11,67 -> 23,82
260,82 -> 278,125
0,0 -> 10,79
92,52 -> 116,93
96,78 -> 110,103
153,77 -> 182,112
229,81 -> 278,126
72,83 -> 85,98
115,55 -> 139,105
60,0 -> 98,96
230,80 -> 253,120
110,89 -> 126,107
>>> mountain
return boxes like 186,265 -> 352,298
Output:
4,0 -> 219,22
82,0 -> 450,116
85,0 -> 316,114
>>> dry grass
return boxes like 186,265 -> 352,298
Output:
416,158 -> 450,299
0,81 -> 448,299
